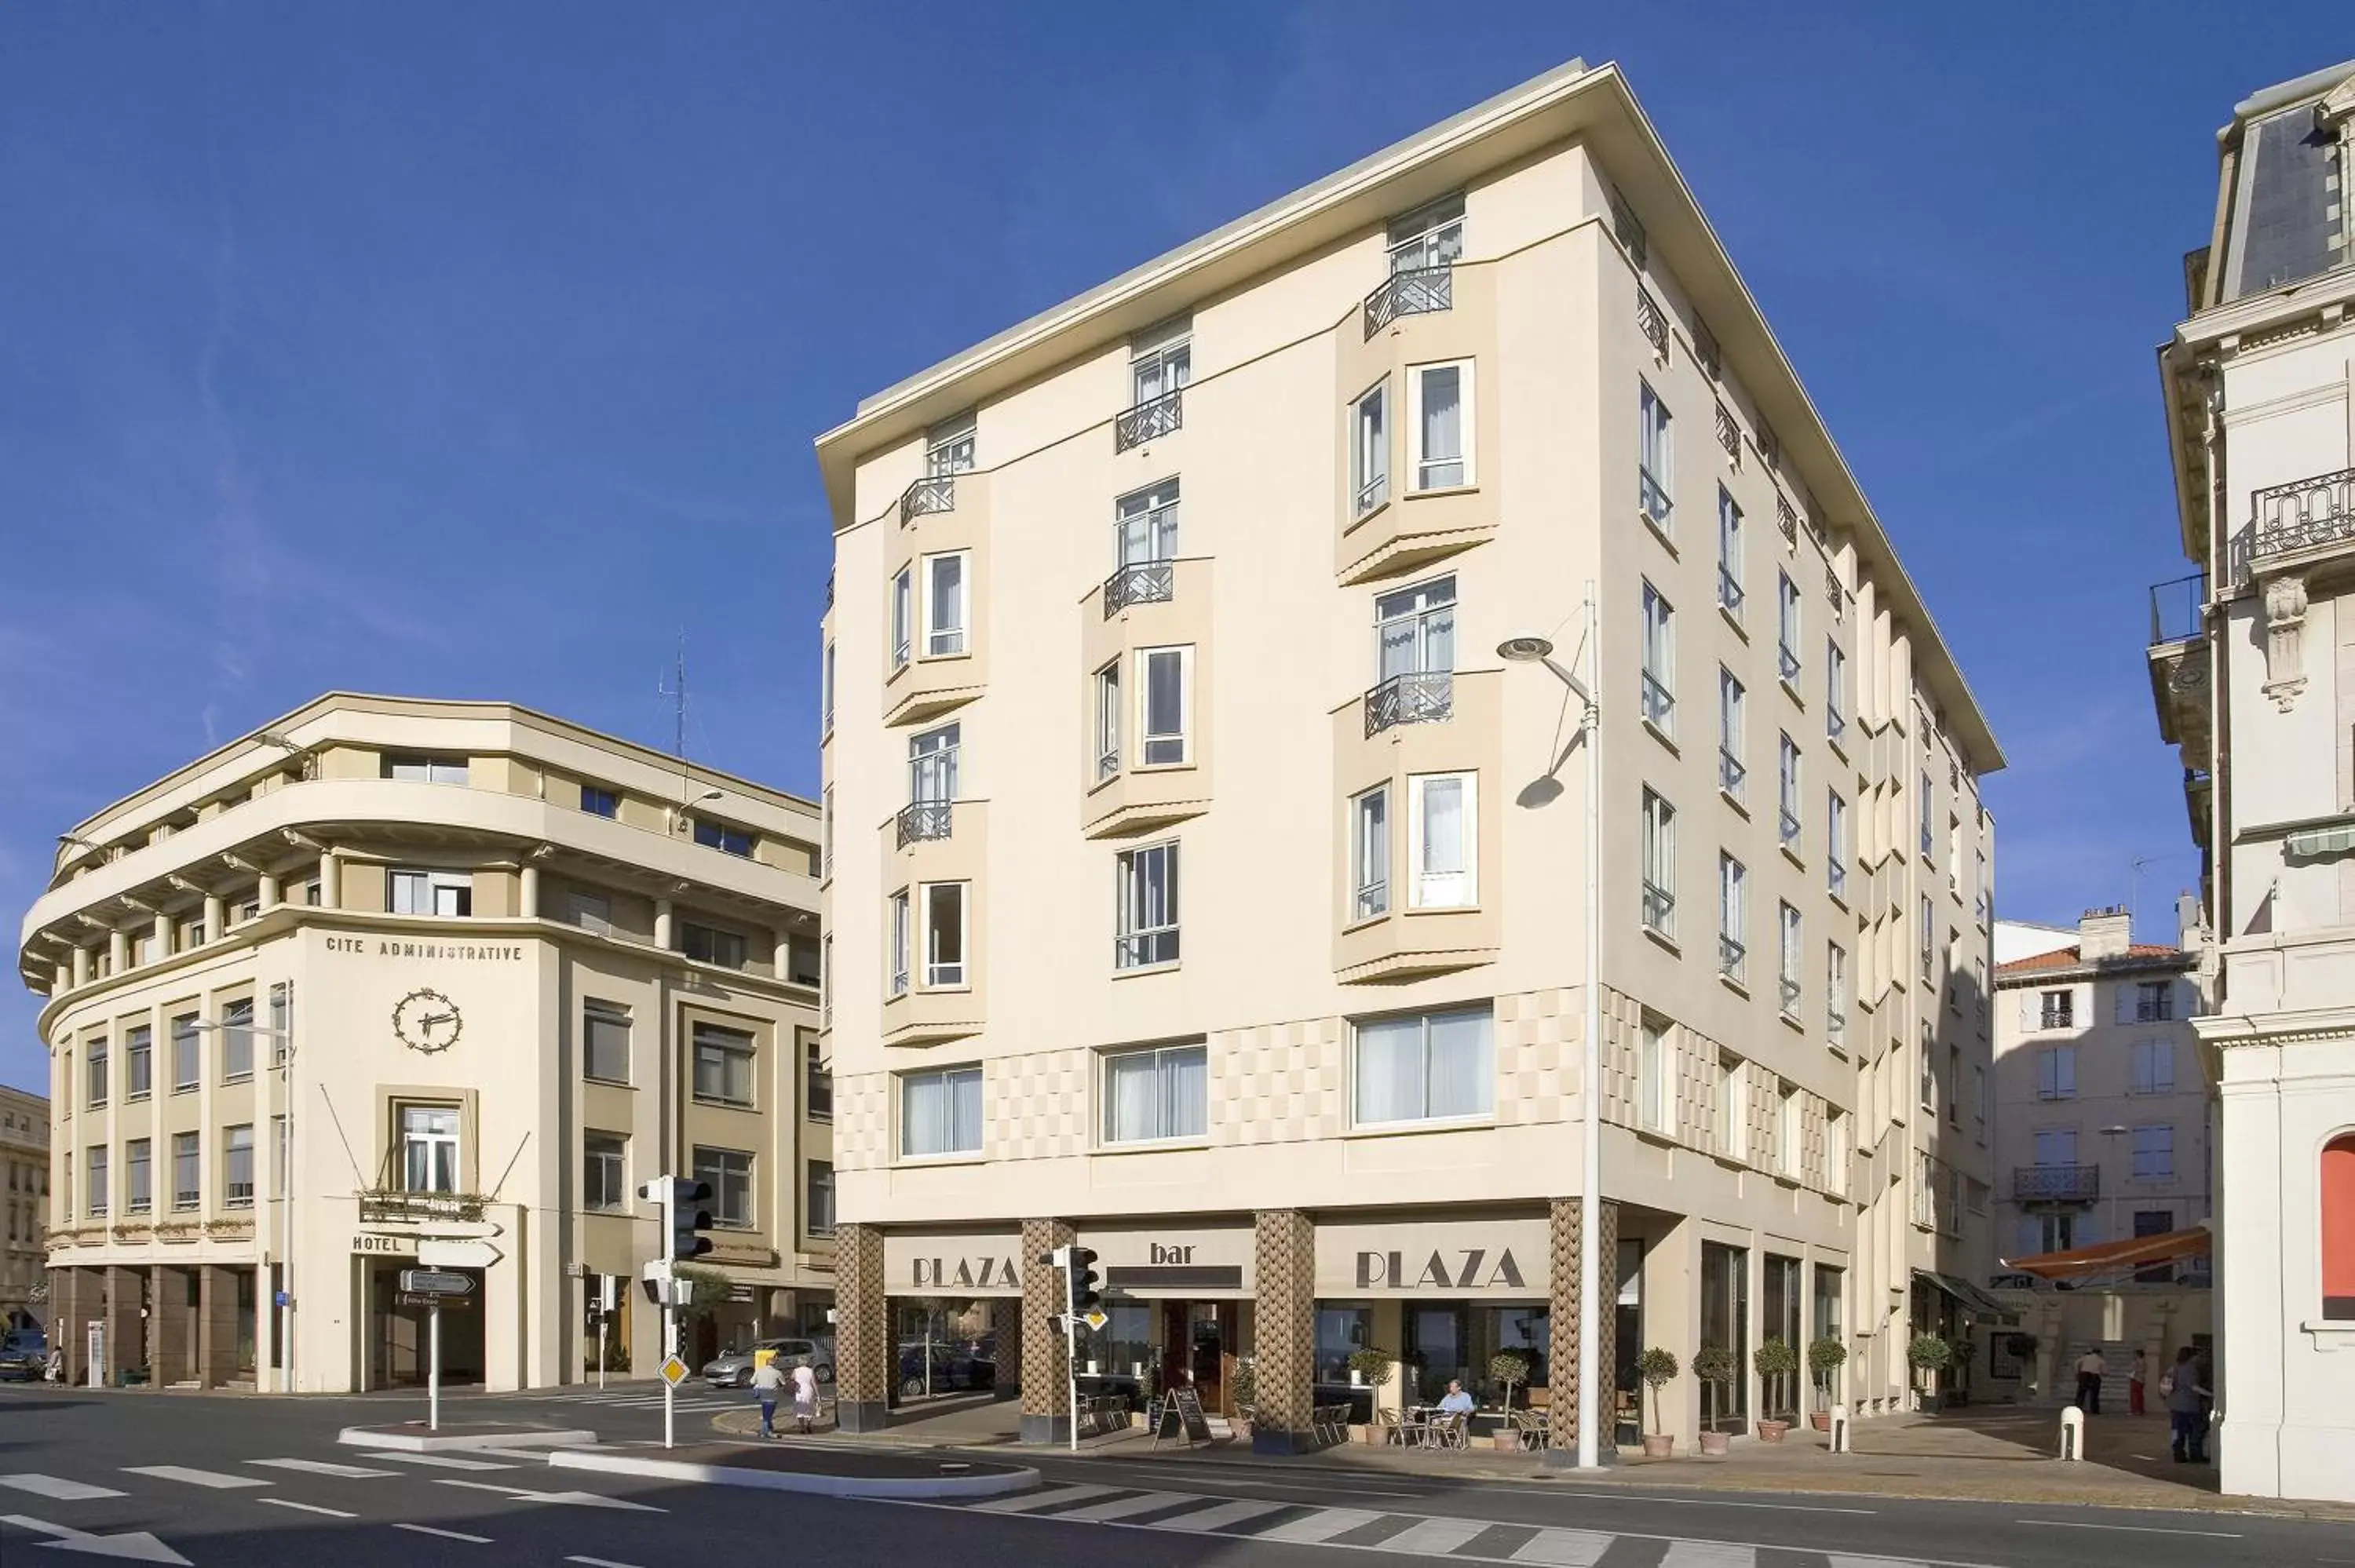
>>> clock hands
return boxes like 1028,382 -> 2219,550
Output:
417,1012 -> 457,1030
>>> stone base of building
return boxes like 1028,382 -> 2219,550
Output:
836,1398 -> 890,1435
1250,1426 -> 1309,1456
1541,1439 -> 1618,1468
1018,1413 -> 1072,1446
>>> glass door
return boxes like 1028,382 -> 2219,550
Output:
1700,1242 -> 1750,1433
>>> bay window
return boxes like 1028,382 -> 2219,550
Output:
1352,381 -> 1389,515
923,551 -> 967,657
1408,360 -> 1474,490
1094,661 -> 1121,781
890,564 -> 913,669
1137,647 -> 1191,766
922,882 -> 968,987
888,889 -> 911,997
1352,784 -> 1390,921
1408,771 -> 1477,909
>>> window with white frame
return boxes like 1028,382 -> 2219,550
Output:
692,1145 -> 754,1227
1827,943 -> 1849,1048
1919,895 -> 1933,979
1352,381 -> 1389,515
1641,788 -> 1675,935
1716,1054 -> 1746,1160
692,1022 -> 756,1107
386,755 -> 468,785
1827,789 -> 1848,898
1777,735 -> 1801,849
220,999 -> 254,1081
909,722 -> 958,804
1718,854 -> 1747,982
900,1066 -> 983,1158
1129,318 -> 1190,407
1375,574 -> 1455,683
171,1014 -> 199,1092
2125,979 -> 2177,1023
1717,487 -> 1744,617
1776,572 -> 1801,683
1919,771 -> 1934,857
85,1036 -> 108,1108
1406,771 -> 1477,910
1387,194 -> 1464,273
926,410 -> 975,476
923,551 -> 967,657
126,1026 -> 151,1101
584,1132 -> 627,1212
1638,381 -> 1672,527
1640,581 -> 1674,731
390,869 -> 473,917
2132,1039 -> 2175,1094
583,1000 -> 631,1084
888,888 -> 911,997
1353,1005 -> 1492,1125
1115,841 -> 1180,968
821,784 -> 834,880
126,1138 -> 151,1214
1352,784 -> 1389,921
1919,1025 -> 1936,1110
1136,647 -> 1191,766
86,1145 -> 108,1217
401,1105 -> 458,1194
1826,640 -> 1847,743
1094,661 -> 1121,781
890,564 -> 913,669
1778,903 -> 1803,1017
2038,987 -> 2074,1029
821,640 -> 834,733
2134,1124 -> 2175,1180
1638,1016 -> 1670,1131
1408,360 -> 1473,490
2037,1045 -> 2076,1099
1102,1042 -> 1208,1144
182,1130 -> 211,1209
1115,478 -> 1180,566
1827,1109 -> 1849,1191
922,882 -> 968,987
1719,668 -> 1746,799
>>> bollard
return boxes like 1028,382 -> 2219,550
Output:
2057,1406 -> 2084,1461
1827,1403 -> 1850,1454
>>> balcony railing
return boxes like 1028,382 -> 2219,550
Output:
357,1189 -> 490,1225
1640,469 -> 1674,531
1777,493 -> 1798,547
1720,748 -> 1746,799
1364,265 -> 1453,337
1719,935 -> 1746,983
1641,881 -> 1675,935
2012,1165 -> 2100,1203
1364,670 -> 1453,737
1636,289 -> 1667,359
1777,642 -> 1801,684
899,475 -> 956,526
1114,388 -> 1183,452
1779,807 -> 1801,848
1102,560 -> 1176,617
1718,567 -> 1744,618
1779,976 -> 1802,1016
1641,672 -> 1674,730
2251,465 -> 2355,560
2149,571 -> 2206,645
894,800 -> 954,848
1714,402 -> 1740,464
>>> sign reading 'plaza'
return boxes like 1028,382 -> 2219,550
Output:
323,935 -> 524,962
1354,1248 -> 1527,1291
1316,1215 -> 1550,1298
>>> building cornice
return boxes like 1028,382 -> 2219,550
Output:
2195,1005 -> 2355,1048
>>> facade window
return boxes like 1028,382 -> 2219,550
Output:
2035,1126 -> 2079,1169
805,1034 -> 831,1120
678,921 -> 748,968
900,1067 -> 984,1159
175,1132 -> 203,1210
2133,1125 -> 2175,1181
1826,641 -> 1847,744
2039,988 -> 2074,1030
86,1146 -> 108,1218
126,1139 -> 152,1214
1137,647 -> 1192,766
1919,771 -> 1934,857
1638,381 -> 1672,528
170,1014 -> 199,1092
87,1037 -> 108,1109
2132,1039 -> 2175,1095
580,785 -> 619,819
1129,319 -> 1190,408
1408,771 -> 1477,909
390,868 -> 473,917
1352,381 -> 1389,514
923,550 -> 968,657
692,1022 -> 756,1107
1920,895 -> 1934,981
888,888 -> 911,997
1716,1055 -> 1746,1161
1718,669 -> 1746,800
692,819 -> 754,858
400,1107 -> 458,1194
926,410 -> 976,476
1640,788 -> 1676,936
386,756 -> 469,785
1353,1005 -> 1493,1125
1777,1084 -> 1802,1176
1638,1017 -> 1669,1132
922,882 -> 968,987
1778,903 -> 1803,1017
1776,572 -> 1801,683
805,1160 -> 836,1236
890,564 -> 914,669
1115,842 -> 1181,968
1827,790 -> 1848,899
1826,1113 -> 1849,1191
1386,193 -> 1463,272
221,1000 -> 254,1081
1777,735 -> 1802,850
1974,1064 -> 1988,1135
1094,661 -> 1121,781
1920,1026 -> 1937,1110
583,1001 -> 631,1085
582,1132 -> 626,1212
1718,853 -> 1747,983
821,639 -> 836,733
2324,1135 -> 2355,1320
126,1026 -> 152,1101
1352,784 -> 1390,921
692,1147 -> 754,1228
1375,572 -> 1456,688
909,721 -> 959,808
1115,476 -> 1181,569
2127,980 -> 2177,1023
1102,1043 -> 1209,1144
1828,944 -> 1849,1048
1640,582 -> 1674,731
1716,487 -> 1744,618
821,785 -> 834,879
1408,360 -> 1473,490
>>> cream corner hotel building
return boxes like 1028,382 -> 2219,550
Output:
815,60 -> 2003,1454
18,694 -> 831,1391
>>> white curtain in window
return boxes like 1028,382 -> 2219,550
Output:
949,1069 -> 983,1152
1355,1016 -> 1424,1124
1426,1007 -> 1492,1118
1106,1052 -> 1162,1143
1411,774 -> 1474,908
1354,385 -> 1388,509
904,1073 -> 946,1155
926,554 -> 965,655
1117,480 -> 1181,563
1417,365 -> 1464,487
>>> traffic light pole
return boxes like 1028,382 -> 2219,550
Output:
1064,1281 -> 1079,1455
663,1287 -> 677,1451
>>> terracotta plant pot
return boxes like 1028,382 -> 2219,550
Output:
1492,1428 -> 1521,1453
1699,1430 -> 1731,1456
1809,1412 -> 1832,1432
1756,1420 -> 1789,1443
1641,1434 -> 1674,1459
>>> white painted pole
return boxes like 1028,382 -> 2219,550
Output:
1064,1295 -> 1079,1456
663,1295 -> 677,1451
282,1034 -> 295,1395
429,1303 -> 441,1433
598,1296 -> 608,1393
1578,582 -> 1603,1471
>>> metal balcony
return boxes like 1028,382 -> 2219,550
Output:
1364,670 -> 1453,737
1363,265 -> 1453,337
899,474 -> 956,526
1114,388 -> 1183,452
2012,1165 -> 2099,1203
893,800 -> 953,848
1101,560 -> 1175,618
2149,571 -> 2205,646
2251,465 -> 2355,561
1636,289 -> 1668,359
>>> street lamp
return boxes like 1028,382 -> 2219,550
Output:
1499,582 -> 1601,1469
195,1010 -> 296,1392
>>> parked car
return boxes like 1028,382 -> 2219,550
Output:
701,1336 -> 834,1389
0,1333 -> 47,1382
896,1335 -> 996,1397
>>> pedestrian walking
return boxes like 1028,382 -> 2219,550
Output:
2127,1349 -> 2148,1416
2073,1347 -> 2106,1415
2163,1346 -> 2211,1463
750,1356 -> 786,1439
790,1360 -> 820,1435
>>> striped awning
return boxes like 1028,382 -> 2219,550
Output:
2286,822 -> 2355,858
2003,1223 -> 2213,1281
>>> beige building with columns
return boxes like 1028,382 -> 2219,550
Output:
814,60 -> 2001,1456
0,1086 -> 50,1334
18,694 -> 831,1391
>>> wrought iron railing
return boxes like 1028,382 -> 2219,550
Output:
1114,388 -> 1183,452
1778,643 -> 1800,684
1714,402 -> 1740,463
1641,881 -> 1675,935
357,1189 -> 490,1225
899,474 -> 956,526
1636,289 -> 1667,359
1825,565 -> 1842,613
1640,469 -> 1673,529
2148,571 -> 2206,645
1363,670 -> 1454,737
1777,493 -> 1798,547
1719,748 -> 1746,798
2012,1165 -> 2099,1202
2251,465 -> 2355,560
894,800 -> 953,848
1102,560 -> 1176,617
1718,567 -> 1743,618
1779,807 -> 1801,848
1641,672 -> 1674,730
1363,265 -> 1453,337
1719,935 -> 1746,982
1780,976 -> 1802,1016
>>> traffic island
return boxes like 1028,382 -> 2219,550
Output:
550,1441 -> 1038,1501
339,1420 -> 601,1453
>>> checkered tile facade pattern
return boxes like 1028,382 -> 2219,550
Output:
1251,1209 -> 1316,1441
1211,1017 -> 1347,1146
991,1051 -> 1090,1161
1019,1216 -> 1073,1419
834,1072 -> 890,1171
1495,988 -> 1579,1125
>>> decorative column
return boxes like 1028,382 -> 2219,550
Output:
53,1267 -> 82,1382
518,863 -> 540,921
653,899 -> 674,952
1250,1208 -> 1315,1454
1018,1216 -> 1074,1445
1545,1196 -> 1622,1465
316,852 -> 341,910
149,1264 -> 193,1386
257,871 -> 280,911
201,895 -> 225,942
150,910 -> 171,957
106,928 -> 128,973
197,1265 -> 240,1388
70,946 -> 89,989
831,1224 -> 889,1432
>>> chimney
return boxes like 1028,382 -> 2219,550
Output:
2078,905 -> 2131,961
2175,890 -> 2205,950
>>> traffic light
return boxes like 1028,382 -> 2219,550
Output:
1067,1246 -> 1101,1315
670,1179 -> 714,1263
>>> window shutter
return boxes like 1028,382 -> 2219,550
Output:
2112,983 -> 2131,1026
2018,991 -> 2038,1031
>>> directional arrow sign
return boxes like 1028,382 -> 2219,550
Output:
415,1238 -> 503,1270
0,1513 -> 191,1563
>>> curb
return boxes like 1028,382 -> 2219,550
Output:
548,1446 -> 1039,1501
340,1424 -> 602,1453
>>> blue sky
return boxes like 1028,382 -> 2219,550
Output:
2,2 -> 2346,1092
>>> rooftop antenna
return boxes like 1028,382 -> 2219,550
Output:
656,631 -> 722,832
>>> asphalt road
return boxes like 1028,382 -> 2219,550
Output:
1,1382 -> 2350,1568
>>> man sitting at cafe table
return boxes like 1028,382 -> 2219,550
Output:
1436,1380 -> 1477,1415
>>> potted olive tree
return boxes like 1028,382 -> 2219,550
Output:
1637,1347 -> 1679,1459
1229,1358 -> 1256,1440
1488,1349 -> 1535,1449
1348,1346 -> 1396,1442
1692,1344 -> 1736,1455
1806,1336 -> 1848,1431
1908,1333 -> 1955,1412
1754,1339 -> 1798,1441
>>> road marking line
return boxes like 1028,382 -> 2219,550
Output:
1057,1490 -> 1204,1522
1510,1529 -> 1617,1566
0,1474 -> 127,1501
972,1483 -> 1119,1514
382,1453 -> 516,1471
564,1558 -> 646,1568
429,1479 -> 663,1512
1253,1508 -> 1387,1544
0,1513 -> 192,1566
1662,1541 -> 1755,1566
1145,1497 -> 1290,1533
122,1465 -> 271,1490
2016,1519 -> 2244,1538
395,1522 -> 494,1544
1547,1487 -> 1877,1515
258,1498 -> 357,1519
247,1458 -> 396,1479
1375,1516 -> 1490,1554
